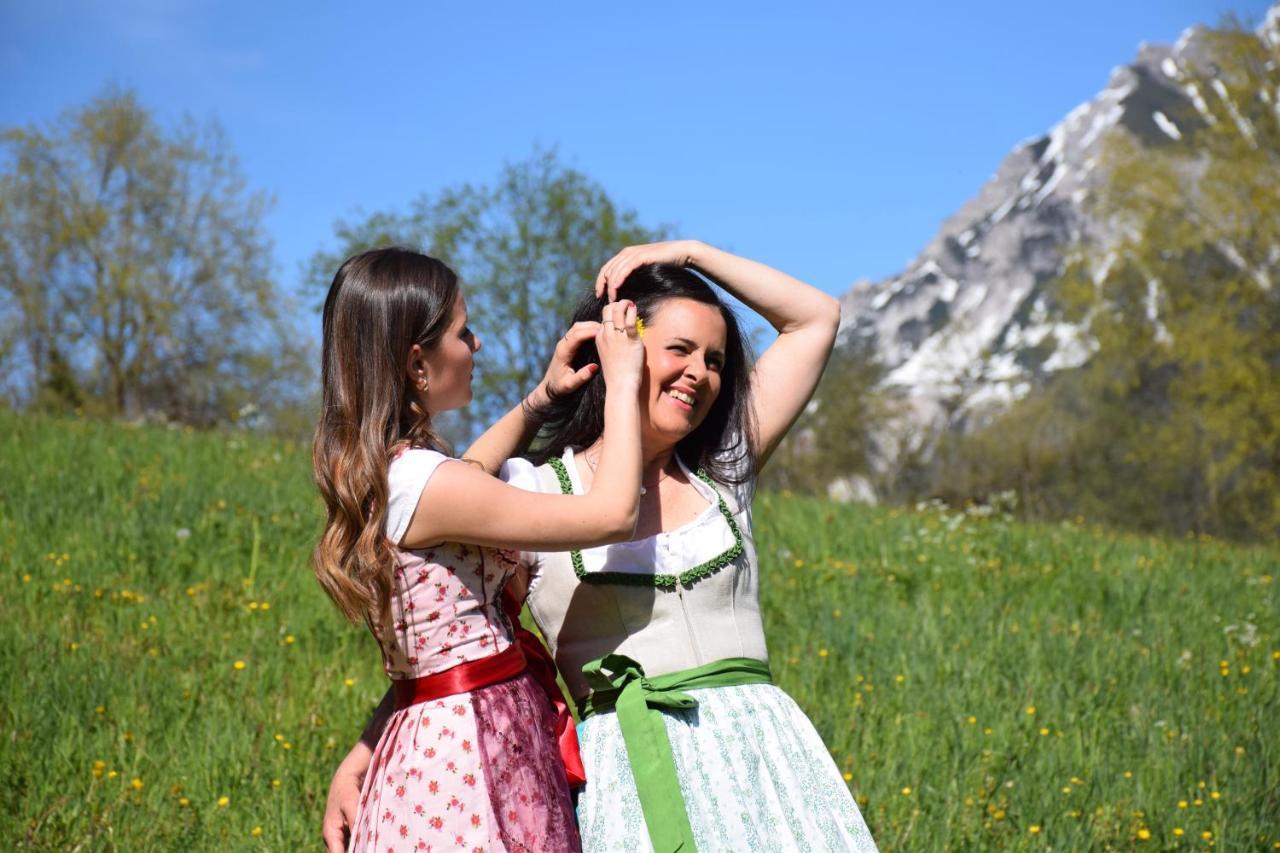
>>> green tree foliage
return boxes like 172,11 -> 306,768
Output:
939,22 -> 1280,539
305,149 -> 668,437
763,337 -> 899,498
0,88 -> 307,425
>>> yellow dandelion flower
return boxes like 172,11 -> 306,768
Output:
818,649 -> 829,658
251,826 -> 263,837
1039,727 -> 1049,736
993,809 -> 1005,820
248,601 -> 259,610
843,772 -> 853,782
131,778 -> 144,791
1202,831 -> 1213,840
1194,799 -> 1203,806
894,674 -> 905,684
260,602 -> 270,611
343,677 -> 355,687
966,715 -> 977,725
1029,825 -> 1041,835
1178,800 -> 1188,809
179,797 -> 190,807
233,660 -> 246,670
1137,828 -> 1150,840
1061,786 -> 1071,794
1210,790 -> 1220,800
107,770 -> 118,779
271,779 -> 281,788
284,635 -> 296,645
1172,827 -> 1183,837
1235,746 -> 1245,756
1024,705 -> 1036,716
901,787 -> 912,796
217,795 -> 230,807
1123,771 -> 1132,779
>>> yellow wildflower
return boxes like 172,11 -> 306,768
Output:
217,795 -> 230,807
1137,828 -> 1150,840
233,660 -> 246,671
251,826 -> 263,837
131,778 -> 144,791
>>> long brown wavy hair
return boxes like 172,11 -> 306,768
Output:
312,247 -> 459,623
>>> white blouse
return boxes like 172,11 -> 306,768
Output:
518,447 -> 769,702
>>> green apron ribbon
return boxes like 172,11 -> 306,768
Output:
579,654 -> 774,853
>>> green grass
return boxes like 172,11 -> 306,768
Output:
2,412 -> 1277,850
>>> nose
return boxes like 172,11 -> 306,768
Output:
682,358 -> 708,385
471,334 -> 482,354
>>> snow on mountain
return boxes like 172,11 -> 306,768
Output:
835,15 -> 1252,475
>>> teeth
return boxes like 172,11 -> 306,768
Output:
668,389 -> 695,405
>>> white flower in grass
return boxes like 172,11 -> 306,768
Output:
176,528 -> 191,541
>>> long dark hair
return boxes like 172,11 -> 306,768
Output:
528,263 -> 757,484
312,247 -> 460,622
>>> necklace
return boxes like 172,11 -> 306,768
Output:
584,449 -> 675,496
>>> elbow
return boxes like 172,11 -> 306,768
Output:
595,503 -> 638,545
822,294 -> 842,334
607,505 -> 639,543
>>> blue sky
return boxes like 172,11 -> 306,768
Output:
2,0 -> 1269,306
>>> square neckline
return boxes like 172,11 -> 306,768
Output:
562,446 -> 721,543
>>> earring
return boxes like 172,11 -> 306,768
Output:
416,375 -> 428,392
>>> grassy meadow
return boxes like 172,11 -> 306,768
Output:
2,412 -> 1277,850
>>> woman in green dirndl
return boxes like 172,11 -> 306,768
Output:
327,241 -> 877,852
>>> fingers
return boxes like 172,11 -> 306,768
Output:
623,301 -> 638,338
322,818 -> 347,853
556,321 -> 600,355
596,247 -> 642,301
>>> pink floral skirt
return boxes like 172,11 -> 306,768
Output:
350,671 -> 580,852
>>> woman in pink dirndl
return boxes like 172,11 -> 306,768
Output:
312,247 -> 646,852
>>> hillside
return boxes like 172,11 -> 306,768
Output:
2,413 -> 1277,849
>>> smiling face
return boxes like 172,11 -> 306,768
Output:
415,291 -> 480,414
638,297 -> 728,452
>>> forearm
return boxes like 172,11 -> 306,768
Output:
588,380 -> 643,523
689,242 -> 839,335
462,387 -> 548,475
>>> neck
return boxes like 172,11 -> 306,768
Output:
583,440 -> 676,482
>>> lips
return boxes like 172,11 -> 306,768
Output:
665,386 -> 696,411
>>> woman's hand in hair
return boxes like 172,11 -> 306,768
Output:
529,321 -> 601,408
594,300 -> 644,389
596,240 -> 705,302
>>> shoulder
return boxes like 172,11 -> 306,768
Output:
386,448 -> 457,542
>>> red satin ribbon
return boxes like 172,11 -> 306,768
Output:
503,588 -> 588,788
392,643 -> 527,710
390,593 -> 587,789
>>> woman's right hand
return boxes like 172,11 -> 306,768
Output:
322,743 -> 371,852
594,299 -> 644,390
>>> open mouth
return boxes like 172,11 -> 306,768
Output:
665,387 -> 696,411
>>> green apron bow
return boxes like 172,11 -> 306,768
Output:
580,654 -> 774,853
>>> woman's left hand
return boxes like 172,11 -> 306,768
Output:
531,320 -> 602,407
596,240 -> 705,302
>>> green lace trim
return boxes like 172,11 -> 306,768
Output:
548,455 -> 743,591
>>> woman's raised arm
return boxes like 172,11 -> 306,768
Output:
399,301 -> 645,551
